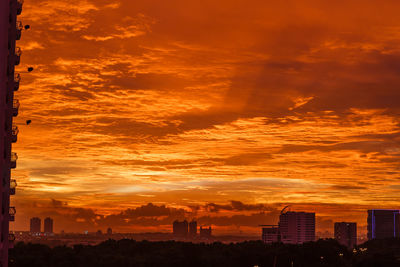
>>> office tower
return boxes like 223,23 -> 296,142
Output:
107,227 -> 112,235
173,220 -> 188,237
368,209 -> 400,240
188,220 -> 197,237
30,217 -> 41,234
334,222 -> 357,248
199,226 -> 212,238
1,0 -> 23,265
279,211 -> 315,244
262,226 -> 279,243
44,217 -> 54,234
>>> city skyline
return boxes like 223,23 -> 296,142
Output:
9,0 -> 400,236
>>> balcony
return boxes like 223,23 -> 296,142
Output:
9,207 -> 16,222
11,152 -> 17,169
13,99 -> 19,117
12,125 -> 19,143
10,179 -> 17,195
16,21 -> 23,40
17,0 -> 24,15
8,233 -> 15,248
14,73 -> 20,91
15,47 -> 21,65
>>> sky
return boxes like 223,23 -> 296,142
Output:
11,0 -> 400,236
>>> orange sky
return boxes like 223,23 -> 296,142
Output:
11,0 -> 400,236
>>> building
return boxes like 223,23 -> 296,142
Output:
173,220 -> 188,238
199,226 -> 212,238
188,220 -> 197,237
368,209 -> 400,240
279,211 -> 315,244
262,226 -> 279,243
334,222 -> 357,248
30,217 -> 41,234
44,217 -> 53,234
107,227 -> 112,235
1,0 -> 24,264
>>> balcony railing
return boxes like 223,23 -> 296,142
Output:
8,233 -> 15,248
12,125 -> 19,143
11,152 -> 17,169
9,207 -> 16,221
17,0 -> 24,15
14,73 -> 20,91
16,21 -> 23,40
15,47 -> 21,65
13,99 -> 19,117
10,179 -> 17,195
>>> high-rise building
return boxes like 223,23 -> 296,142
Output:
334,222 -> 357,248
30,217 -> 41,234
199,226 -> 212,238
279,211 -> 315,244
44,217 -> 53,234
107,227 -> 112,235
188,220 -> 197,237
368,209 -> 400,240
173,220 -> 188,238
1,0 -> 24,264
262,226 -> 279,243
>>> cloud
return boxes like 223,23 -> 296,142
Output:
205,201 -> 274,213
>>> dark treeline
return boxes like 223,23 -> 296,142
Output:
9,238 -> 400,267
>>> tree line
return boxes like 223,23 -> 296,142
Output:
9,238 -> 400,267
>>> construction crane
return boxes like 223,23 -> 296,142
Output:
281,205 -> 290,214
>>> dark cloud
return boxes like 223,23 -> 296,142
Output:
205,201 -> 274,213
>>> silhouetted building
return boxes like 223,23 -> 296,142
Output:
334,222 -> 357,248
1,0 -> 24,263
107,227 -> 112,235
189,220 -> 197,237
173,220 -> 188,237
30,217 -> 41,233
262,226 -> 279,243
44,217 -> 53,234
279,211 -> 315,244
368,209 -> 400,240
199,226 -> 212,238
96,230 -> 103,236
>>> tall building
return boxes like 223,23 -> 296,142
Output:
44,217 -> 53,234
1,0 -> 23,265
279,211 -> 315,244
262,226 -> 279,243
368,209 -> 400,240
107,227 -> 112,235
30,217 -> 41,234
188,220 -> 197,237
334,222 -> 357,248
173,220 -> 188,238
199,226 -> 212,238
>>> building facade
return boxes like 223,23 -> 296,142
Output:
44,217 -> 53,234
334,222 -> 357,248
279,211 -> 315,244
368,210 -> 400,240
188,220 -> 197,237
0,0 -> 23,265
30,217 -> 41,234
173,220 -> 188,238
199,226 -> 212,238
262,226 -> 279,243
